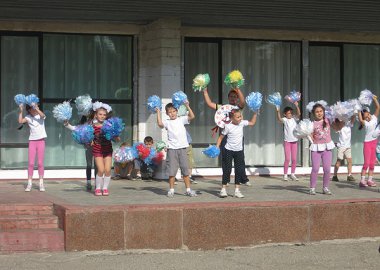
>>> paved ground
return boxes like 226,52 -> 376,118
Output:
0,238 -> 379,270
1,174 -> 379,206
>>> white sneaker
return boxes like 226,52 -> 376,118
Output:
290,174 -> 299,181
220,189 -> 228,198
309,188 -> 316,195
322,187 -> 332,195
39,184 -> 45,192
283,175 -> 288,181
25,183 -> 32,192
185,190 -> 197,197
244,181 -> 252,186
167,190 -> 175,198
234,190 -> 244,198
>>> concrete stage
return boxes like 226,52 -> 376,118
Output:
0,174 -> 379,252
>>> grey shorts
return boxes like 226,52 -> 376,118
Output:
166,148 -> 189,177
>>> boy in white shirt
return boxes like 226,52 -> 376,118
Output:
156,102 -> 197,197
332,116 -> 356,182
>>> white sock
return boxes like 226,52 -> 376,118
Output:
39,179 -> 44,186
361,176 -> 366,182
186,188 -> 191,192
103,176 -> 111,190
235,188 -> 239,192
368,176 -> 373,181
95,175 -> 102,190
27,179 -> 32,185
169,188 -> 175,193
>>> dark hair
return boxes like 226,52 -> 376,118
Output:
283,106 -> 293,114
311,103 -> 327,129
228,109 -> 241,119
228,90 -> 238,97
144,136 -> 154,144
359,109 -> 369,130
25,104 -> 33,114
165,103 -> 177,112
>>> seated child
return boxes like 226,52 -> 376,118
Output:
112,142 -> 133,180
132,136 -> 156,180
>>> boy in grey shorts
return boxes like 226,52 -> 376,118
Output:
156,102 -> 197,197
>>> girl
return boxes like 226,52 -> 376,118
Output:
309,103 -> 340,195
92,102 -> 120,196
276,102 -> 301,181
216,109 -> 257,198
358,96 -> 379,187
18,103 -> 47,192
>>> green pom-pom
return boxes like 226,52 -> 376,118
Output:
156,141 -> 166,152
224,70 -> 245,89
192,73 -> 210,92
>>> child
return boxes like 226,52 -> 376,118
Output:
358,96 -> 380,187
216,109 -> 257,198
276,102 -> 301,181
18,103 -> 47,192
92,102 -> 120,196
309,103 -> 340,195
203,87 -> 251,186
156,102 -> 197,197
133,136 -> 156,180
332,116 -> 356,182
112,142 -> 133,180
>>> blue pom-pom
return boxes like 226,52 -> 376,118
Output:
147,95 -> 162,113
245,92 -> 263,112
52,101 -> 72,122
172,91 -> 188,109
25,94 -> 40,106
202,145 -> 220,158
285,90 -> 301,103
14,94 -> 26,106
72,125 -> 94,144
266,92 -> 282,109
114,146 -> 139,163
101,117 -> 125,140
144,148 -> 157,165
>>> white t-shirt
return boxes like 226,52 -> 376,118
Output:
364,115 -> 378,142
25,114 -> 47,140
337,122 -> 353,148
282,117 -> 298,142
163,116 -> 189,149
222,120 -> 249,151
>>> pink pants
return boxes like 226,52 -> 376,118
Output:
362,139 -> 377,172
310,150 -> 332,189
28,139 -> 45,178
284,141 -> 298,174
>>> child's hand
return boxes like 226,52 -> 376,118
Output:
294,101 -> 299,106
63,120 -> 69,126
19,104 -> 24,111
155,107 -> 161,113
114,136 -> 121,142
373,95 -> 378,100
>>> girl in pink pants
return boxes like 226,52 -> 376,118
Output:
18,103 -> 47,192
358,96 -> 380,188
276,102 -> 301,181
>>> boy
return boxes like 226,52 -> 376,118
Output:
156,102 -> 197,197
133,136 -> 155,180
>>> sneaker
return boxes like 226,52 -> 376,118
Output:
290,174 -> 299,181
86,183 -> 92,191
234,190 -> 244,198
332,175 -> 339,182
39,184 -> 45,192
283,175 -> 288,181
359,180 -> 368,187
367,180 -> 377,187
167,190 -> 175,198
322,187 -> 332,195
185,190 -> 197,197
244,181 -> 252,186
112,175 -> 122,180
346,175 -> 356,182
189,177 -> 198,184
219,189 -> 228,198
94,189 -> 102,196
102,189 -> 109,196
309,188 -> 316,195
132,175 -> 142,181
25,183 -> 32,192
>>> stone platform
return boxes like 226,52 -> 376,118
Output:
0,174 -> 379,252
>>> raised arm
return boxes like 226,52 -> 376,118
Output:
18,104 -> 27,124
185,102 -> 195,122
294,101 -> 301,118
358,110 -> 366,126
276,108 -> 283,123
156,108 -> 164,129
34,104 -> 46,118
235,88 -> 246,109
247,112 -> 258,126
203,88 -> 217,110
63,120 -> 76,131
373,96 -> 380,117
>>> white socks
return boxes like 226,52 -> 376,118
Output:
103,176 -> 111,190
95,175 -> 103,190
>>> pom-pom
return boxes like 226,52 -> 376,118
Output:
330,101 -> 355,122
177,105 -> 188,117
152,151 -> 164,165
293,119 -> 314,139
135,143 -> 151,159
192,73 -> 210,92
172,91 -> 188,109
25,94 -> 39,106
224,70 -> 244,89
71,124 -> 94,145
101,117 -> 125,140
147,95 -> 162,113
75,94 -> 93,116
202,145 -> 220,158
14,94 -> 26,105
348,99 -> 362,113
306,100 -> 328,113
155,141 -> 166,152
266,92 -> 282,109
114,146 -> 138,163
52,101 -> 72,122
284,90 -> 301,103
245,92 -> 263,112
358,89 -> 374,106
143,148 -> 157,165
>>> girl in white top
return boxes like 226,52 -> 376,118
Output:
358,96 -> 380,187
18,103 -> 47,192
276,102 -> 301,181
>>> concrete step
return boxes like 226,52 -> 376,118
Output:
0,215 -> 58,230
0,229 -> 64,252
0,204 -> 53,216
